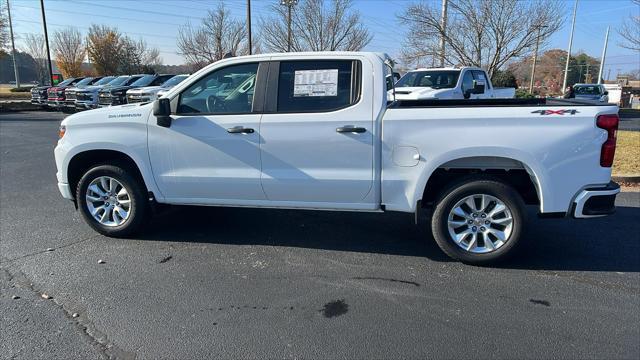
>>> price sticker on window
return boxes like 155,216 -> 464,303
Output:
293,69 -> 338,97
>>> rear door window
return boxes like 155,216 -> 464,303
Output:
276,60 -> 360,113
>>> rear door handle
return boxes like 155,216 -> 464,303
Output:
227,126 -> 254,134
336,126 -> 366,134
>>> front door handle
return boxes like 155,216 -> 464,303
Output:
227,126 -> 254,134
336,126 -> 366,134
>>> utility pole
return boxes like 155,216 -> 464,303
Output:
439,0 -> 448,67
529,25 -> 547,93
7,0 -> 20,88
40,0 -> 54,86
247,0 -> 252,55
562,0 -> 578,92
597,26 -> 610,84
281,0 -> 297,52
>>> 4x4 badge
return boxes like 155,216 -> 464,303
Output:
532,109 -> 579,115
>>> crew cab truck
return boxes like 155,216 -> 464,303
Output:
391,67 -> 516,101
54,52 -> 620,265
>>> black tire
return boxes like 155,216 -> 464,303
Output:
76,164 -> 148,237
430,177 -> 526,265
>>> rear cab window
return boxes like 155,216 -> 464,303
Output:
471,70 -> 491,89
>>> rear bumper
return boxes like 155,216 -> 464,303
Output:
572,181 -> 620,218
58,182 -> 74,200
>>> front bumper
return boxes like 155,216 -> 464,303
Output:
572,181 -> 620,218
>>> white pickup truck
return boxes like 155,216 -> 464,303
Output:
391,67 -> 516,101
54,52 -> 620,264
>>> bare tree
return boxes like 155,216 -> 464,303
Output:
260,0 -> 371,52
22,33 -> 48,84
119,36 -> 162,74
52,27 -> 86,78
87,24 -> 162,75
0,1 -> 8,51
177,2 -> 246,70
618,0 -> 640,51
398,0 -> 564,76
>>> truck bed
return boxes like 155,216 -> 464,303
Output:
390,97 -> 613,108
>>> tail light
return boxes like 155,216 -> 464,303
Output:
596,114 -> 619,167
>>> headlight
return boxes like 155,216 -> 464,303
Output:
58,125 -> 66,139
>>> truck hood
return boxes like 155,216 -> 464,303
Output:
127,86 -> 162,95
99,86 -> 132,93
78,85 -> 109,93
388,87 -> 453,100
62,102 -> 152,127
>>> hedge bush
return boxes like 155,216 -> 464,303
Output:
9,87 -> 34,93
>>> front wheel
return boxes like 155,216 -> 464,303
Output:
431,178 -> 526,265
76,164 -> 148,237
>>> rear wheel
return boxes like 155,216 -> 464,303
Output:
431,178 -> 526,265
76,164 -> 148,237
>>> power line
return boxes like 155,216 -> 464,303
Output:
11,4 -> 184,26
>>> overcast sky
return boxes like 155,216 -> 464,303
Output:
6,0 -> 639,77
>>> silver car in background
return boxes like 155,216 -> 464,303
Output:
74,76 -> 117,110
126,74 -> 189,103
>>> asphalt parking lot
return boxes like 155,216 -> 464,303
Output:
1,111 -> 639,359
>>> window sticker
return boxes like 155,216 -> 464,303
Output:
293,69 -> 339,97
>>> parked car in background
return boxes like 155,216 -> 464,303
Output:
47,78 -> 85,109
31,84 -> 54,107
74,76 -> 118,110
126,74 -> 189,103
573,84 -> 609,103
98,74 -> 172,107
97,75 -> 147,107
390,67 -> 515,101
63,77 -> 105,112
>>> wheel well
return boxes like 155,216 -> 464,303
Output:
421,168 -> 540,208
67,150 -> 147,199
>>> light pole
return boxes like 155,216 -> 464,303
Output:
40,0 -> 54,86
7,0 -> 20,88
439,0 -> 448,67
562,0 -> 578,92
247,0 -> 252,55
529,25 -> 547,93
597,26 -> 610,84
281,0 -> 298,52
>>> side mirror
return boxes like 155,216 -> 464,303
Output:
472,80 -> 485,94
604,91 -> 609,95
153,98 -> 172,128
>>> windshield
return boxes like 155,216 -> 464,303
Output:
74,77 -> 94,86
57,78 -> 75,87
123,75 -> 143,85
162,75 -> 188,87
107,76 -> 131,86
574,86 -> 601,95
94,76 -> 115,86
130,75 -> 156,87
396,70 -> 460,89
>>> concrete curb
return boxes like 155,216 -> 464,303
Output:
0,101 -> 42,112
612,176 -> 640,184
